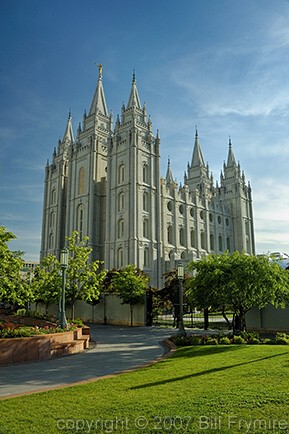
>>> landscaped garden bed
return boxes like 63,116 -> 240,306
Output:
170,331 -> 289,346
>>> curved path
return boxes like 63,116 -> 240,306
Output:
0,325 -> 175,399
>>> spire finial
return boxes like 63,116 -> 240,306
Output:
94,62 -> 103,79
229,135 -> 232,146
132,69 -> 136,83
195,125 -> 198,137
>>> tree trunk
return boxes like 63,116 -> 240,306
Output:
222,307 -> 232,329
130,305 -> 133,327
204,307 -> 209,330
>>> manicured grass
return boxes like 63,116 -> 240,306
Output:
1,345 -> 289,433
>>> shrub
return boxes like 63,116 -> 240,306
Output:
262,338 -> 275,345
233,335 -> 246,344
241,331 -> 260,344
206,337 -> 219,345
219,336 -> 231,345
16,308 -> 26,316
275,332 -> 289,345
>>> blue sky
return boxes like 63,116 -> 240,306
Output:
1,0 -> 289,260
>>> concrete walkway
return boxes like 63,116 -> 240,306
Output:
0,325 -> 175,399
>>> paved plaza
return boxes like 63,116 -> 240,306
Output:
0,325 -> 175,399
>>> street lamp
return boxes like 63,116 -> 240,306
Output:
177,262 -> 186,337
59,248 -> 68,328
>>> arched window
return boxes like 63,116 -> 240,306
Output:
210,234 -> 214,250
77,205 -> 84,240
167,225 -> 173,244
118,219 -> 124,238
118,192 -> 124,212
50,211 -> 55,228
49,232 -> 54,249
179,227 -> 185,246
143,192 -> 148,211
226,237 -> 231,252
201,232 -> 205,250
219,235 -> 223,252
190,229 -> 195,248
117,248 -> 124,268
143,164 -> 148,183
78,167 -> 85,195
144,247 -> 149,268
51,188 -> 56,205
143,218 -> 149,238
118,164 -> 125,184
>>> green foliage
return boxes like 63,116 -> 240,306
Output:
0,226 -> 32,306
16,308 -> 26,316
108,264 -> 149,326
275,332 -> 289,345
219,336 -> 231,345
186,251 -> 289,333
65,231 -> 105,317
31,255 -> 61,311
233,335 -> 247,344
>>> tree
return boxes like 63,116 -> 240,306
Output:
0,226 -> 32,307
186,251 -> 289,333
31,255 -> 61,314
65,231 -> 105,319
110,264 -> 149,326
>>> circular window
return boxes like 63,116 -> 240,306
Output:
179,204 -> 184,215
190,208 -> 194,218
209,213 -> 213,222
167,201 -> 172,212
200,210 -> 204,220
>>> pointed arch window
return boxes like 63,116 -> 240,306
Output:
226,237 -> 231,252
78,167 -> 85,195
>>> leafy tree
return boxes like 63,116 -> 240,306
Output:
31,255 -> 61,315
110,264 -> 149,326
186,251 -> 289,333
0,226 -> 32,307
65,231 -> 105,319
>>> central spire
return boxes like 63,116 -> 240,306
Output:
89,63 -> 108,116
191,127 -> 205,167
127,70 -> 141,109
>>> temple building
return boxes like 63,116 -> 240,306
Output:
41,68 -> 255,288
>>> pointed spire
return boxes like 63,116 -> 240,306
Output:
127,70 -> 141,109
89,66 -> 108,116
165,158 -> 174,185
227,136 -> 236,167
62,111 -> 74,144
191,127 -> 205,167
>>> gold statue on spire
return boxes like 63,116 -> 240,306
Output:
94,62 -> 103,78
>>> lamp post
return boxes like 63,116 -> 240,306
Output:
59,248 -> 68,328
177,262 -> 186,337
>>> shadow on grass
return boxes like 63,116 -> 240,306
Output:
131,347 -> 289,390
171,344 -> 241,359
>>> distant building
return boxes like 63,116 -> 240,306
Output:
41,69 -> 255,288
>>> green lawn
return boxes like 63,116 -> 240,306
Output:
1,345 -> 289,433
